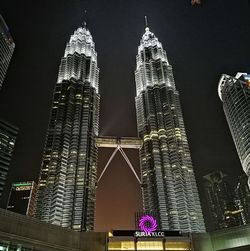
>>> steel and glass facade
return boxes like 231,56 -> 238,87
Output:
218,73 -> 250,188
235,174 -> 250,225
203,171 -> 242,230
35,25 -> 100,231
0,119 -> 18,199
0,15 -> 15,90
135,27 -> 205,232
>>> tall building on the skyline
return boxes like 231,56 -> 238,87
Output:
218,73 -> 250,188
0,15 -> 15,90
134,26 -> 205,232
203,171 -> 241,231
7,181 -> 37,217
235,174 -> 250,224
0,119 -> 18,200
35,23 -> 100,231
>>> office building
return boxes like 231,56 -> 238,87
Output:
35,23 -> 100,231
0,119 -> 18,199
218,73 -> 250,188
7,181 -> 37,217
0,15 -> 15,90
134,25 -> 205,232
235,174 -> 250,224
203,171 -> 240,230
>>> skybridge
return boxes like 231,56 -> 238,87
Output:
95,136 -> 143,185
95,136 -> 142,149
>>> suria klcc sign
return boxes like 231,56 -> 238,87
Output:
134,215 -> 165,237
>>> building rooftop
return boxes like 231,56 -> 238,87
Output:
0,209 -> 107,251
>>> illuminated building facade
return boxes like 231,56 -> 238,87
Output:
203,171 -> 241,230
235,174 -> 250,225
108,230 -> 192,251
218,73 -> 250,188
134,25 -> 205,232
7,181 -> 37,217
0,119 -> 18,200
0,15 -> 15,90
108,214 -> 250,251
1,209 -> 250,251
35,23 -> 100,231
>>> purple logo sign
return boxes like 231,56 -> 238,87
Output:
139,215 -> 157,233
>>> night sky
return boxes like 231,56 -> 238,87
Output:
0,0 -> 250,231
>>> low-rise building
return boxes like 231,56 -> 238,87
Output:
0,209 -> 107,251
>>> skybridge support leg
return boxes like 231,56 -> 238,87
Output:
97,147 -> 119,183
119,147 -> 141,185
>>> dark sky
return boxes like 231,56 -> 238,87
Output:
0,0 -> 250,231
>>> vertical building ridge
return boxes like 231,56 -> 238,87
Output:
35,24 -> 100,231
135,26 -> 205,232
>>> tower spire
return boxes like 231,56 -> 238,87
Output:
83,10 -> 87,27
144,16 -> 148,28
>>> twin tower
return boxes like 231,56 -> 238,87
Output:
35,22 -> 206,233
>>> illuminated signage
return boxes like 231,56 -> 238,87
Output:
139,215 -> 157,233
12,182 -> 32,191
134,214 -> 164,237
112,230 -> 182,237
135,231 -> 165,237
111,215 -> 182,238
13,182 -> 32,187
14,186 -> 31,191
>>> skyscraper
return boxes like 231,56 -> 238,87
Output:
35,23 -> 100,231
203,171 -> 240,231
7,181 -> 37,217
0,119 -> 18,200
218,73 -> 250,188
235,174 -> 250,225
0,15 -> 15,90
134,25 -> 205,232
